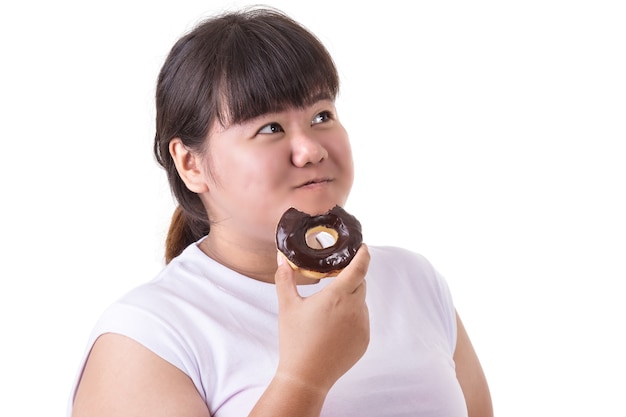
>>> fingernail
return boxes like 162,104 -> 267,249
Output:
276,252 -> 284,266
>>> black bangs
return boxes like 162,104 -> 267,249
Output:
215,11 -> 339,125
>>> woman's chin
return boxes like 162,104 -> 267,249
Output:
286,201 -> 343,216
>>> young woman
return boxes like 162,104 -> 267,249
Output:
69,7 -> 493,417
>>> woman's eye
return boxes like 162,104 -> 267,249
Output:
257,122 -> 283,134
311,111 -> 332,125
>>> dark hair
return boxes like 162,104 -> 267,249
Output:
153,7 -> 340,263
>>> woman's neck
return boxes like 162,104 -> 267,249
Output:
199,232 -> 278,283
199,229 -> 321,285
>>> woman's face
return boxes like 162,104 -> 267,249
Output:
200,99 -> 354,244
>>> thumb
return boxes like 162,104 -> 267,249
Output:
329,244 -> 370,294
274,253 -> 300,306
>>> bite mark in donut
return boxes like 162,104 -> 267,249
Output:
276,205 -> 363,279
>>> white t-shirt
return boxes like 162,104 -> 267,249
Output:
67,244 -> 468,416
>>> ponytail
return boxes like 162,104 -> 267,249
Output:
165,205 -> 210,263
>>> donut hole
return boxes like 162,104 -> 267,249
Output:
305,226 -> 338,250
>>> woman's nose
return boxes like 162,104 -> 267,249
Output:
290,133 -> 328,167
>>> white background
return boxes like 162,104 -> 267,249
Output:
1,0 -> 624,415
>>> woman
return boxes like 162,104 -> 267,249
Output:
69,7 -> 493,417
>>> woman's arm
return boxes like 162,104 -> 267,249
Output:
248,245 -> 370,416
453,310 -> 494,417
72,333 -> 211,417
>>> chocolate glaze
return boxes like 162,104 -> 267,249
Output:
276,205 -> 363,274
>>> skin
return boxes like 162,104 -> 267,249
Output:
72,100 -> 493,417
182,100 -> 355,284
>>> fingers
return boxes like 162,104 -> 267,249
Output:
275,244 -> 370,299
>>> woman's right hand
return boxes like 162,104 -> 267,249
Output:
273,244 -> 371,393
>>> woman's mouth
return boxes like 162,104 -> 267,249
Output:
298,178 -> 331,188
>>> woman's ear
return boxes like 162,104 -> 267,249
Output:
169,138 -> 209,193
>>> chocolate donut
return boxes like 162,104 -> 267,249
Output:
276,205 -> 363,279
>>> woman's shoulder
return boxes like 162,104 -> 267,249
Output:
366,245 -> 453,304
365,245 -> 458,349
367,245 -> 437,275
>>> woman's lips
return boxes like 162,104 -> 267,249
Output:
297,177 -> 332,188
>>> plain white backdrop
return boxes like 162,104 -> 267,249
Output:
1,0 -> 624,415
